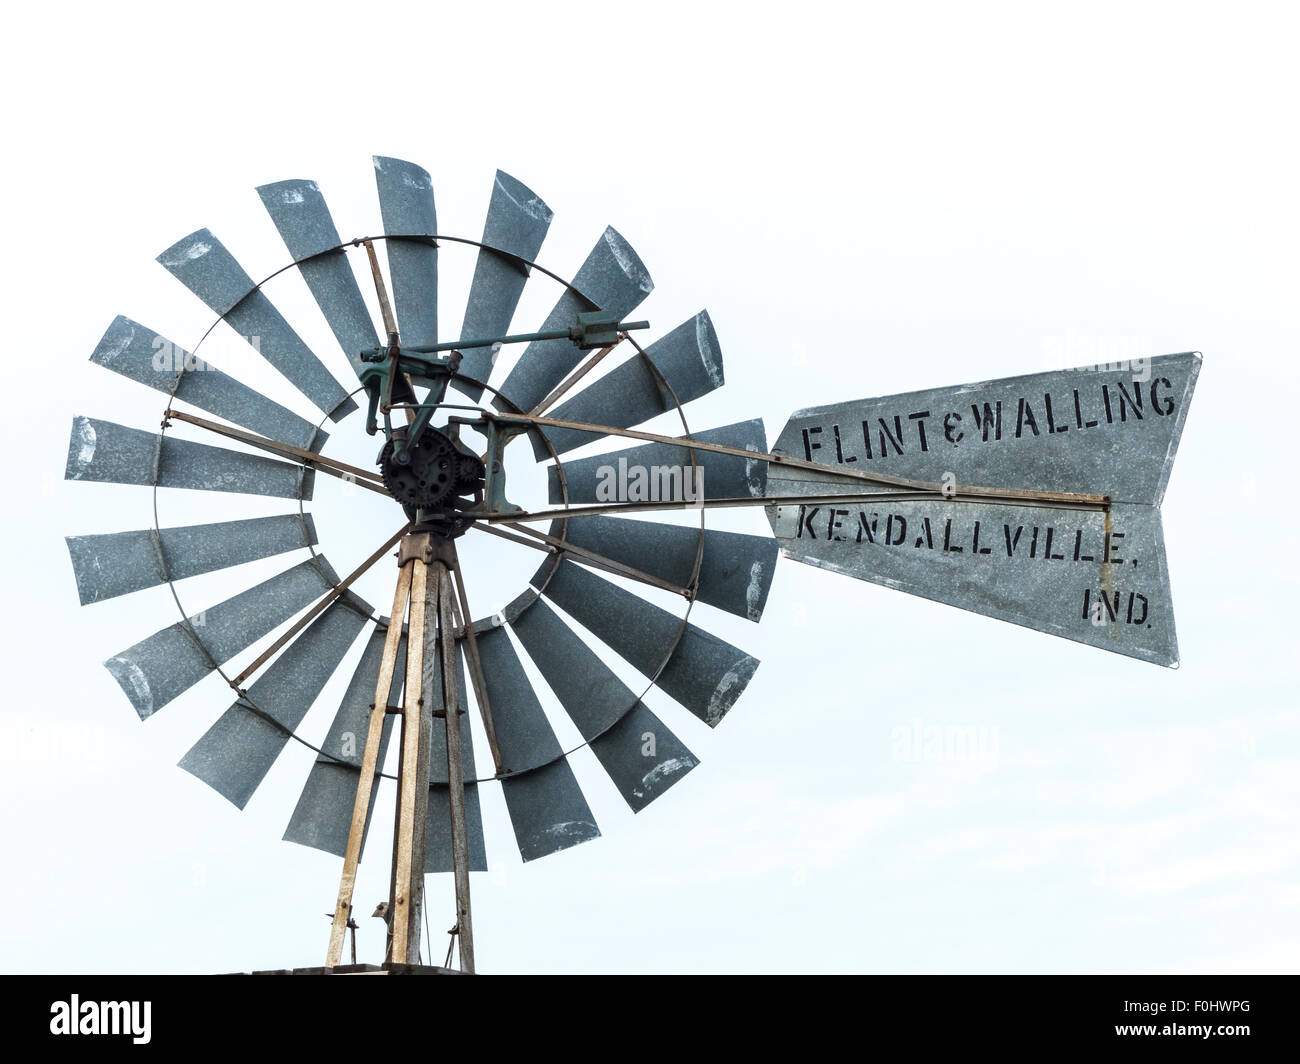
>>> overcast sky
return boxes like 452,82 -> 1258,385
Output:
2,2 -> 1297,974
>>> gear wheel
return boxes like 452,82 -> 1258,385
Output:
379,427 -> 484,515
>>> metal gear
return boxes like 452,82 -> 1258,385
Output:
379,427 -> 485,515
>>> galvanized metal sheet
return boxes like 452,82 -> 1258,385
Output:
156,229 -> 357,422
423,643 -> 487,873
771,353 -> 1200,506
456,171 -> 553,400
103,556 -> 341,719
531,311 -> 724,458
473,625 -> 563,772
494,226 -> 653,414
547,419 -> 768,504
257,180 -> 380,378
769,499 -> 1180,665
766,355 -> 1201,666
475,624 -> 600,860
283,624 -> 406,859
66,513 -> 318,605
178,591 -> 372,808
373,156 -> 438,348
500,762 -> 601,862
65,417 -> 314,500
535,558 -> 759,727
91,316 -> 327,450
509,597 -> 697,811
546,516 -> 778,622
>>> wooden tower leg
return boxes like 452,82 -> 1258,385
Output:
433,559 -> 475,972
326,562 -> 413,968
324,531 -> 484,973
390,553 -> 433,964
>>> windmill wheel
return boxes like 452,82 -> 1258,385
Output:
65,158 -> 778,886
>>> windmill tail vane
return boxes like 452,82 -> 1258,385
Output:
62,155 -> 1199,971
765,353 -> 1200,668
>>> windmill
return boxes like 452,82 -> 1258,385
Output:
64,157 -> 1199,973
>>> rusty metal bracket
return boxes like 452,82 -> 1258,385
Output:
397,532 -> 457,568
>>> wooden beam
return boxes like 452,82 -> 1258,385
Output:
390,558 -> 432,964
326,562 -> 412,968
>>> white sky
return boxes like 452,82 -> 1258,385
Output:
2,1 -> 1297,974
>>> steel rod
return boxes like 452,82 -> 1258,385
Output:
492,411 -> 1111,508
527,340 -> 620,418
467,489 -> 1108,524
500,520 -> 693,599
362,238 -> 399,340
373,320 -> 649,357
164,408 -> 389,491
445,543 -> 505,776
231,523 -> 410,688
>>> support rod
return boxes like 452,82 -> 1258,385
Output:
445,543 -> 504,776
490,411 -> 1111,509
435,562 -> 475,972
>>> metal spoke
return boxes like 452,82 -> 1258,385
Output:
434,562 -> 475,973
526,338 -> 621,418
466,489 -> 1107,525
470,521 -> 694,599
231,523 -> 410,688
362,238 -> 399,340
165,407 -> 389,494
444,540 -> 505,776
492,411 -> 1111,509
502,521 -> 694,599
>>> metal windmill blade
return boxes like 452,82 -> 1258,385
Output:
65,157 -> 774,974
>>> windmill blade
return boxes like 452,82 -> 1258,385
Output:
535,559 -> 758,727
508,593 -> 698,811
103,556 -> 341,719
423,643 -> 487,873
156,229 -> 357,422
455,171 -> 553,400
373,156 -> 438,348
257,179 -> 380,379
65,417 -> 314,500
767,353 -> 1201,666
179,591 -> 373,809
546,515 -> 778,622
494,226 -> 653,414
66,514 -> 318,605
528,311 -> 725,460
548,419 -> 768,504
91,316 -> 328,450
475,623 -> 599,861
283,623 -> 406,859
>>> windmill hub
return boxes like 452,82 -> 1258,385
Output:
379,423 -> 485,533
